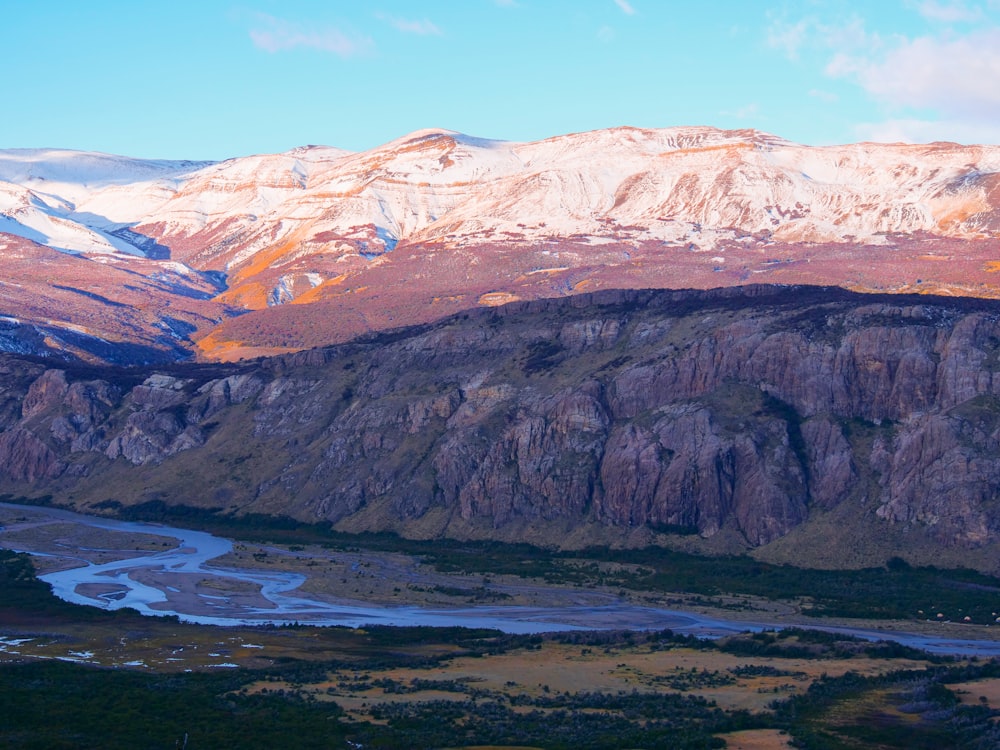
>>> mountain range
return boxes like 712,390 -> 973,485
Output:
6,126 -> 1000,564
3,126 -> 1000,364
4,285 -> 1000,569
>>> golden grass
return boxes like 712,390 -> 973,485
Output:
214,281 -> 271,310
247,640 -> 935,724
478,292 -> 521,306
713,729 -> 795,750
292,273 -> 351,305
950,677 -> 1000,709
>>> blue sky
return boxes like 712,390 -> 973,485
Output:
4,0 -> 1000,159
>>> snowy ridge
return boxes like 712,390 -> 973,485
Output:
0,149 -> 212,207
3,127 -> 999,267
2,125 -> 1000,363
0,181 -> 146,256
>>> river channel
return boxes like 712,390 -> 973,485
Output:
3,502 -> 1000,656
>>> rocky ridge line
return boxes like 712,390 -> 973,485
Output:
2,286 -> 1000,568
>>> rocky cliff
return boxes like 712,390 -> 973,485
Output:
4,285 -> 1000,568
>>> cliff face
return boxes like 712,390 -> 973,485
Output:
4,286 -> 1000,562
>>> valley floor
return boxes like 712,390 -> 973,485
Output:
2,502 -> 1000,652
3,504 -> 1000,747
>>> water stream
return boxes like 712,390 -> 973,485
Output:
3,502 -> 1000,654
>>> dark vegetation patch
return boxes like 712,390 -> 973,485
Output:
0,547 -> 127,622
522,339 -> 566,374
0,661 -> 348,750
716,628 -> 947,663
772,662 -> 1000,749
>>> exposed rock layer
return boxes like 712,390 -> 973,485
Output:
3,286 -> 1000,564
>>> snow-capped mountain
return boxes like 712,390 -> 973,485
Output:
2,126 -> 1000,362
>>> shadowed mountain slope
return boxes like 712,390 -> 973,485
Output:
3,285 -> 1000,569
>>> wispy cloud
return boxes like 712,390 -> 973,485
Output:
828,29 -> 1000,119
855,117 -> 1000,145
598,25 -> 616,43
614,0 -> 636,15
765,3 -> 1000,144
765,15 -> 811,60
909,0 -> 983,23
249,14 -> 373,57
766,13 -> 874,62
376,13 -> 443,36
823,18 -> 1000,144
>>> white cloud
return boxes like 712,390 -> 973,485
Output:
766,4 -> 1000,145
828,29 -> 1000,119
855,117 -> 1000,145
376,13 -> 443,36
249,15 -> 373,57
822,16 -> 877,51
910,0 -> 983,22
614,0 -> 636,16
767,13 -> 876,62
827,25 -> 1000,145
598,25 -> 616,43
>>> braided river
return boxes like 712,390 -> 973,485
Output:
3,502 -> 1000,656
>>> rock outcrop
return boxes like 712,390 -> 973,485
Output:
4,285 -> 1000,563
